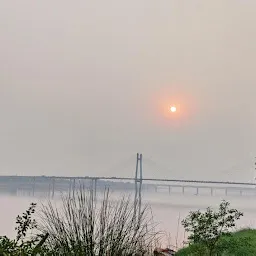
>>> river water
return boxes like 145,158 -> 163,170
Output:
1,190 -> 256,249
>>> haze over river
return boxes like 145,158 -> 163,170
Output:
1,191 -> 256,249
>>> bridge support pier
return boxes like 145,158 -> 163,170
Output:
92,178 -> 97,199
48,182 -> 51,198
69,178 -> 72,197
32,177 -> 35,197
72,179 -> 75,198
52,178 -> 55,198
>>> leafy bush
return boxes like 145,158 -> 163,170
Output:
176,230 -> 256,256
15,203 -> 37,243
0,203 -> 50,256
178,200 -> 244,256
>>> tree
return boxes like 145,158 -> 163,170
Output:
0,203 -> 50,256
181,200 -> 243,256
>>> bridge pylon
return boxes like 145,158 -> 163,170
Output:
134,153 -> 143,218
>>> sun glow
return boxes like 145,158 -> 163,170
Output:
152,87 -> 197,126
170,106 -> 177,113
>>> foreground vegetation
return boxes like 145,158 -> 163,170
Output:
176,229 -> 256,256
38,189 -> 158,255
176,201 -> 256,256
0,188 -> 159,255
1,191 -> 256,255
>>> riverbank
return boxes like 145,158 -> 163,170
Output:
176,229 -> 256,255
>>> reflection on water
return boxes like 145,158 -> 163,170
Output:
1,190 -> 256,248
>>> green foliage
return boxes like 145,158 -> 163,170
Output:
216,234 -> 253,256
176,201 -> 256,256
15,202 -> 37,242
175,243 -> 208,256
181,200 -> 243,255
219,229 -> 256,256
176,229 -> 256,256
0,203 -> 51,256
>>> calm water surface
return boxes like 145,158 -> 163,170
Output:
1,191 -> 256,248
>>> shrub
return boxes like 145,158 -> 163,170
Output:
181,200 -> 243,256
0,203 -> 49,256
38,188 -> 159,255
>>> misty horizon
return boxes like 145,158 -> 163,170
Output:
1,1 -> 256,182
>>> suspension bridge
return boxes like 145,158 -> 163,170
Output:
0,153 -> 255,199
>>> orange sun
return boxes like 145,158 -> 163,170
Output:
170,106 -> 177,113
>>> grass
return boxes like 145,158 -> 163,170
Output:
37,187 -> 160,255
176,229 -> 256,256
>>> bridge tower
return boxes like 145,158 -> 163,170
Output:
134,153 -> 143,218
254,157 -> 256,183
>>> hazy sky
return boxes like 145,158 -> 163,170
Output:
1,0 -> 256,181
